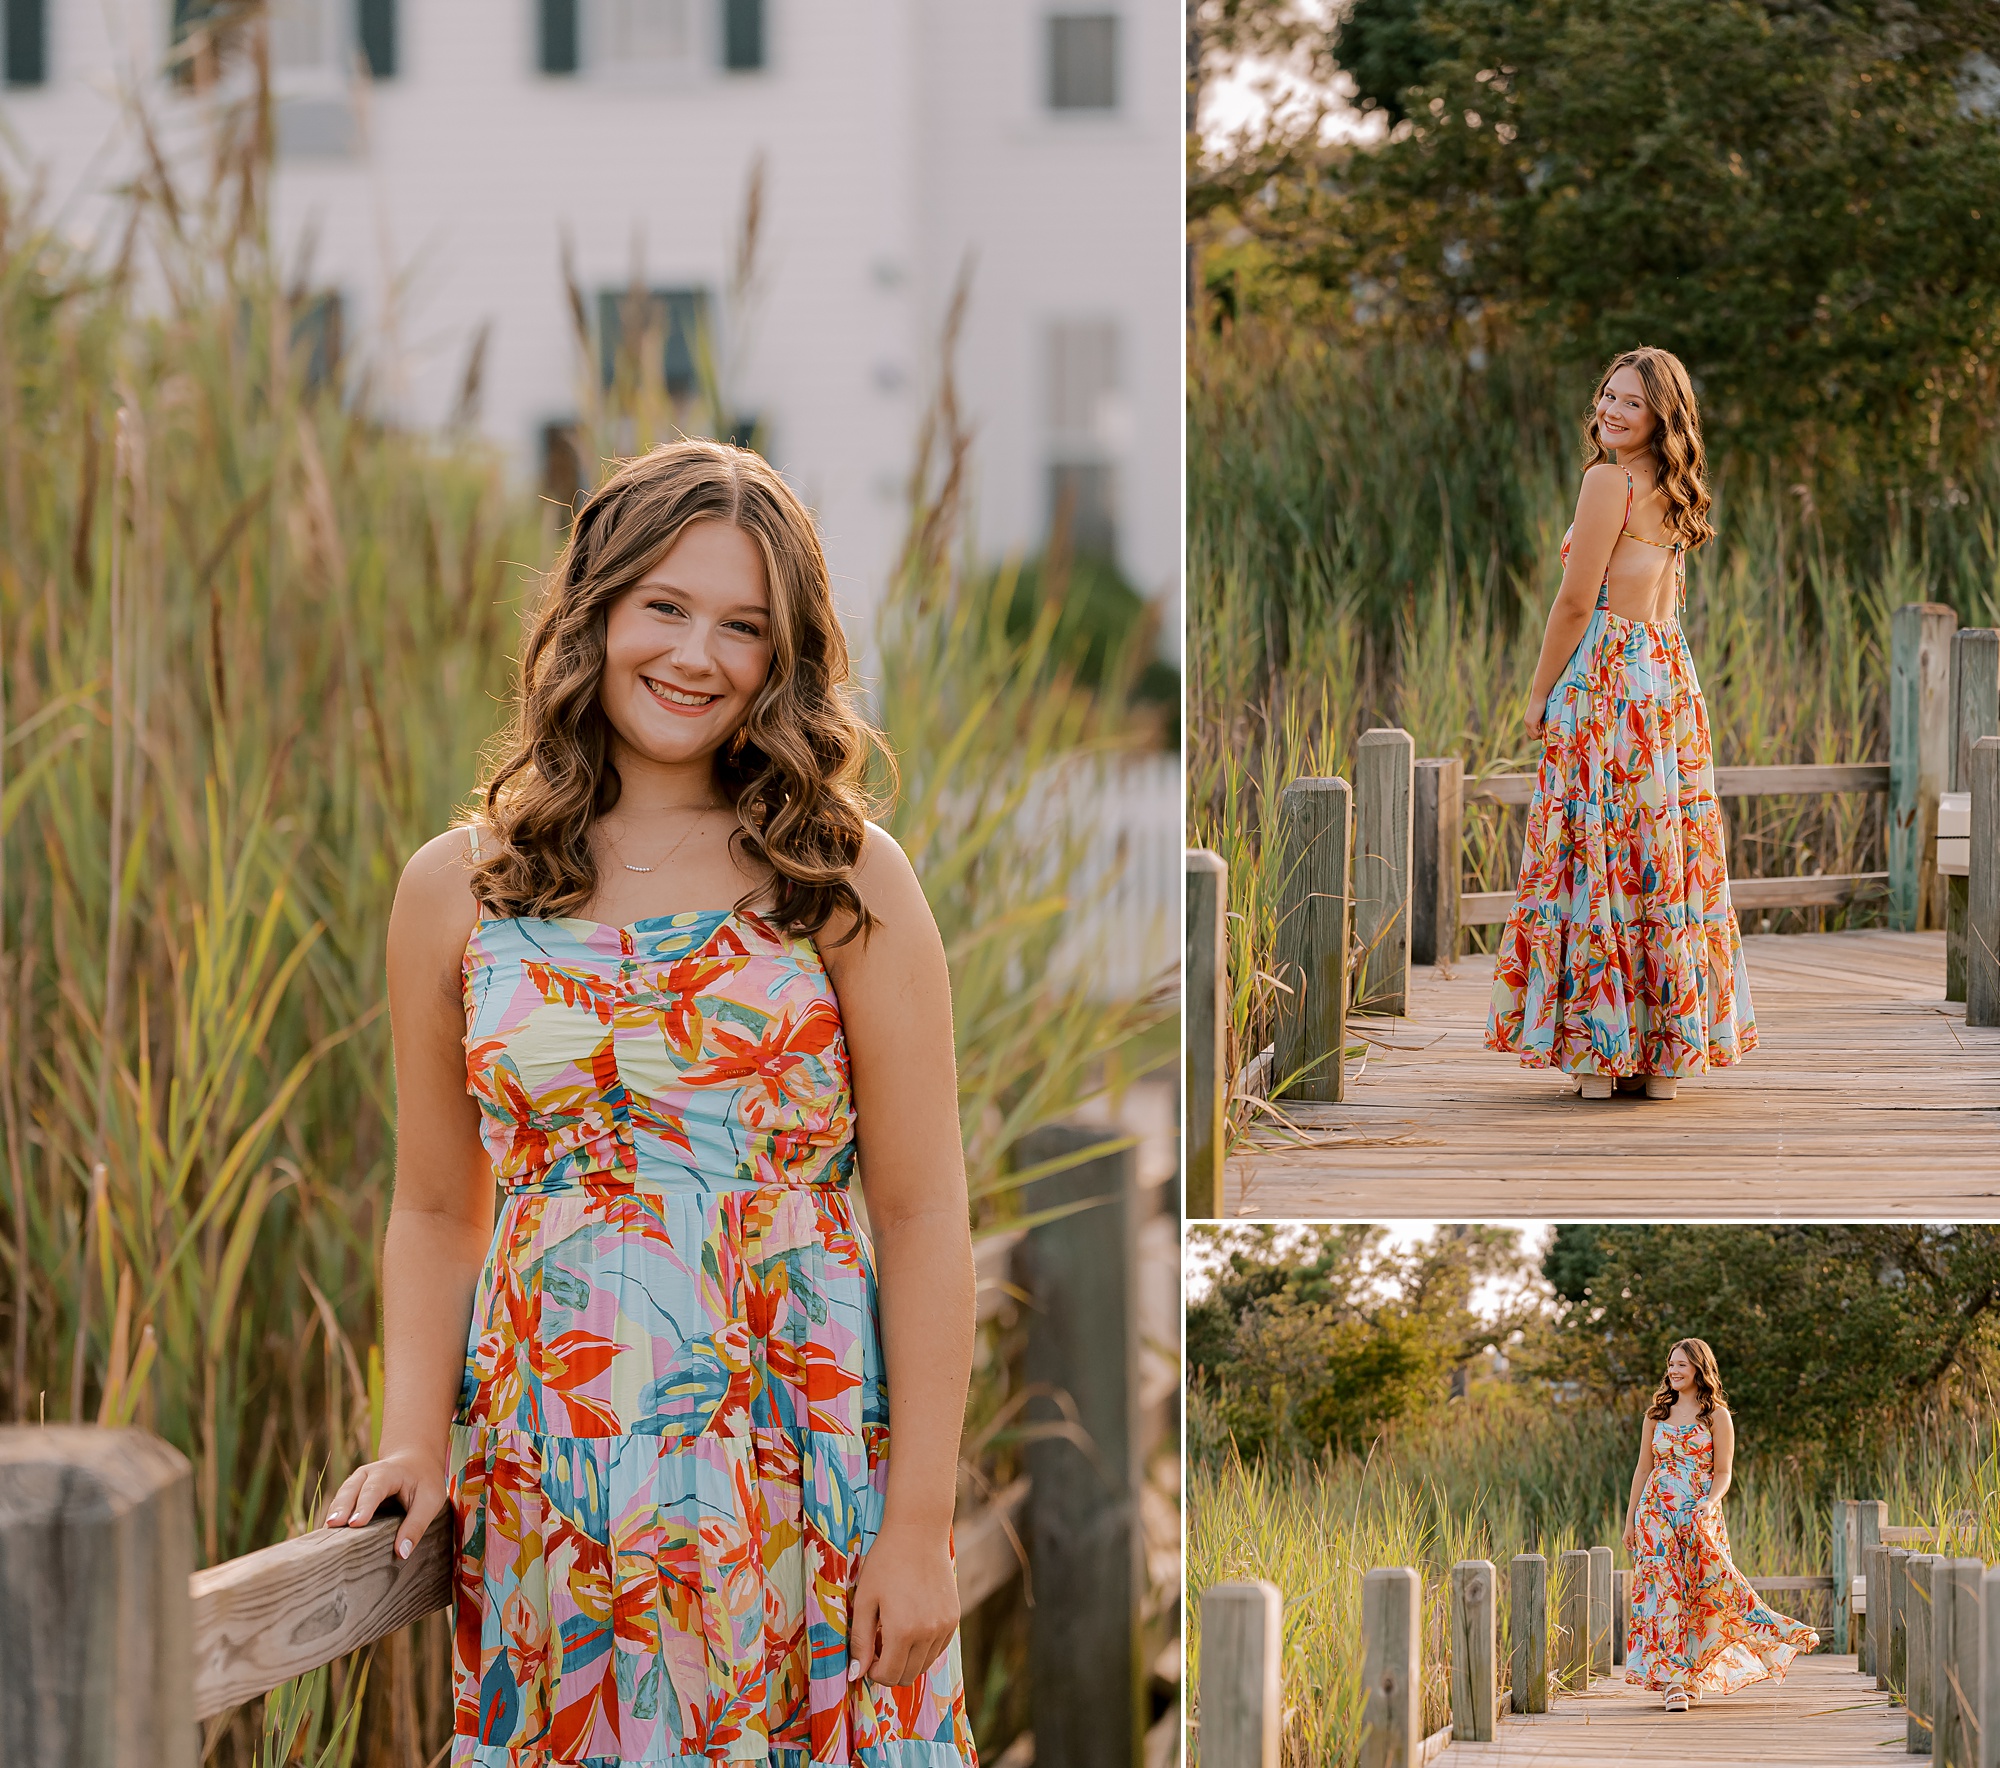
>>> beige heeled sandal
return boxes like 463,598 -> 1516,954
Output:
1579,1075 -> 1614,1100
1644,1077 -> 1678,1100
1663,1686 -> 1690,1712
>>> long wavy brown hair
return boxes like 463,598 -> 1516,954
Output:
469,438 -> 884,942
1647,1338 -> 1727,1424
1582,346 -> 1717,554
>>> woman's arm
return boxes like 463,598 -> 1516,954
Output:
1524,464 -> 1628,737
322,830 -> 491,1559
1705,1409 -> 1735,1511
822,824 -> 976,1690
1621,1411 -> 1657,1552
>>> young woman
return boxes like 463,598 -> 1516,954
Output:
1622,1339 -> 1818,1711
321,439 -> 980,1765
1486,347 -> 1756,1100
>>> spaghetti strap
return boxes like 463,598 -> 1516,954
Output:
466,822 -> 482,859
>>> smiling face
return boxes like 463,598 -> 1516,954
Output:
1666,1346 -> 1695,1395
1595,364 -> 1659,458
598,518 -> 775,772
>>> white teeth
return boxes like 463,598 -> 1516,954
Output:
645,677 -> 716,707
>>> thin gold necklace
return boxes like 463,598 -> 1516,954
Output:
616,806 -> 727,874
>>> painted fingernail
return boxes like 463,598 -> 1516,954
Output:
846,1662 -> 862,1683
397,1538 -> 412,1560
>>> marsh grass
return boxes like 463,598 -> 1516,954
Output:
0,31 -> 1167,1765
1187,1384 -> 2000,1766
1190,323 -> 2000,1140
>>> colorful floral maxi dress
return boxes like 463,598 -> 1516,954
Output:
1626,1417 -> 1818,1696
1485,478 -> 1757,1077
447,907 -> 979,1766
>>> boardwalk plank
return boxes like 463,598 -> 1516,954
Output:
1435,1655 -> 1902,1765
1225,931 -> 2000,1218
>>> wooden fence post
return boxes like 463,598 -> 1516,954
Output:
1017,1125 -> 1144,1768
1185,849 -> 1227,1218
1936,1556 -> 1963,1765
1271,778 -> 1350,1102
1359,1567 -> 1421,1768
1942,1558 -> 1983,1768
1856,1501 -> 1886,1675
1979,1563 -> 2000,1768
1910,1552 -> 1940,1755
1587,1545 -> 1613,1678
1862,1542 -> 1884,1679
1888,1547 -> 1912,1697
1411,757 -> 1462,967
1969,738 -> 2000,1029
1557,1548 -> 1591,1691
1199,1581 -> 1282,1768
1450,1559 -> 1497,1744
1511,1552 -> 1549,1715
1354,729 -> 1414,1016
1948,631 -> 2000,999
1890,602 -> 1957,932
1832,1496 -> 1848,1648
1612,1568 -> 1628,1667
0,1425 -> 198,1768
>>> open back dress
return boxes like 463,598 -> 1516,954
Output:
1485,470 -> 1758,1078
445,863 -> 979,1766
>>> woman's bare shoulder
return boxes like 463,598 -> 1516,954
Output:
389,824 -> 485,974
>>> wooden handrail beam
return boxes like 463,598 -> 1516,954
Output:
1468,762 -> 1890,808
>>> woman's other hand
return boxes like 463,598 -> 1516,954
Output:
1524,695 -> 1549,743
323,1447 -> 450,1562
1622,1518 -> 1639,1555
848,1520 -> 960,1688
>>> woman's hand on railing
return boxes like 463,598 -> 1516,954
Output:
323,1448 -> 450,1562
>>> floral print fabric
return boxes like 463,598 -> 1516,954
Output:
1486,521 -> 1757,1077
1626,1418 -> 1818,1696
446,908 -> 977,1766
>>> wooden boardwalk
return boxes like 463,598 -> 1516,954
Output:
1227,930 -> 2000,1218
1435,1655 -> 1902,1765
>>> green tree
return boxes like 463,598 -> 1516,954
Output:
1212,0 -> 2000,473
1538,1225 -> 2000,1455
1188,1223 -> 1538,1457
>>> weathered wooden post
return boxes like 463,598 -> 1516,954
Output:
1888,1546 -> 1912,1696
1935,1555 -> 1964,1765
1359,1566 -> 1422,1768
1978,1562 -> 2000,1768
1271,778 -> 1350,1102
1833,1499 -> 1854,1653
0,1425 -> 198,1768
1185,849 -> 1228,1218
1948,630 -> 2000,1000
1612,1568 -> 1629,1667
1199,1581 -> 1282,1768
1450,1559 -> 1497,1743
1854,1501 -> 1886,1672
1941,1558 -> 1982,1767
1411,757 -> 1463,967
1587,1545 -> 1614,1678
1557,1548 -> 1591,1690
1969,738 -> 2000,1029
1863,1541 -> 1887,1680
1354,729 -> 1414,1016
1890,602 -> 1957,931
1910,1552 -> 1940,1754
1018,1125 -> 1144,1768
1511,1552 -> 1549,1715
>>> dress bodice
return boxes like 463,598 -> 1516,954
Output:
1651,1416 -> 1714,1478
459,908 -> 855,1195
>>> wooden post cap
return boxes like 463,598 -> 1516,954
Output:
0,1425 -> 197,1768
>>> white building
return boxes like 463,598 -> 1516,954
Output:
0,0 -> 1182,644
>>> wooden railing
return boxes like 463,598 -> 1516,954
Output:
1194,1497 -> 1982,1766
0,1128 -> 1168,1768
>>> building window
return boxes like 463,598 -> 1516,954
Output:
722,0 -> 763,71
1047,12 -> 1116,112
4,0 -> 46,87
1045,318 -> 1122,560
262,0 -> 393,78
597,287 -> 712,399
594,0 -> 700,77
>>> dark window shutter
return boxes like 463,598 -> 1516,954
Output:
358,0 -> 395,77
722,0 -> 763,71
540,0 -> 578,74
4,0 -> 47,87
